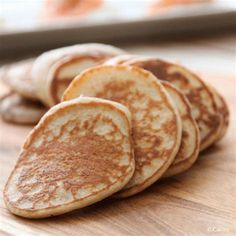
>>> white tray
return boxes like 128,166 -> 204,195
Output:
0,1 -> 235,55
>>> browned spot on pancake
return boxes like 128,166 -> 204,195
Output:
221,106 -> 229,126
216,92 -> 230,134
133,60 -> 189,86
220,107 -> 229,131
186,87 -> 202,104
182,130 -> 188,139
174,130 -> 190,162
11,112 -> 131,209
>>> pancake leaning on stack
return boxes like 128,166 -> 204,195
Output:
4,97 -> 134,218
62,65 -> 182,197
105,56 -> 226,151
206,84 -> 230,143
0,59 -> 47,124
32,43 -> 126,107
161,82 -> 200,177
0,58 -> 37,100
0,93 -> 47,125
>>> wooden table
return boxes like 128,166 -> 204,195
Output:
0,34 -> 235,236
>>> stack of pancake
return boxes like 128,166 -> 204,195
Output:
2,44 -> 229,219
0,43 -> 125,124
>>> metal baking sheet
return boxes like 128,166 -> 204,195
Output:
0,0 -> 235,55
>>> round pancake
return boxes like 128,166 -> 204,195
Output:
32,43 -> 126,107
207,84 -> 230,143
0,58 -> 37,100
4,97 -> 134,218
0,93 -> 46,125
62,65 -> 182,197
107,56 -> 221,151
161,82 -> 200,177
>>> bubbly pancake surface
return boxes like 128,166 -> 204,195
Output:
62,65 -> 182,197
161,82 -> 200,177
114,57 -> 221,151
4,97 -> 134,218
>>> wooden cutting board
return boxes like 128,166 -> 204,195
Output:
0,39 -> 235,235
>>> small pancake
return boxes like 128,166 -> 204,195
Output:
0,93 -> 46,125
0,58 -> 37,100
106,56 -> 221,151
62,65 -> 182,197
32,43 -> 126,107
207,84 -> 230,143
4,97 -> 134,218
161,82 -> 200,177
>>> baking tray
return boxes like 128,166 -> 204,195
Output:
0,1 -> 235,55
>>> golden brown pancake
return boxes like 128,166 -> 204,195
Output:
106,56 -> 221,151
0,93 -> 46,125
161,82 -> 200,177
4,97 -> 134,218
0,58 -> 37,100
62,65 -> 182,197
32,43 -> 126,107
207,84 -> 230,143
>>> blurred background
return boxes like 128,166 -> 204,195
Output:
0,0 -> 235,59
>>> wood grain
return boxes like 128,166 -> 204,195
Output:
0,35 -> 236,236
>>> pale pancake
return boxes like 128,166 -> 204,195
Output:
207,84 -> 230,143
62,65 -> 182,197
107,56 -> 221,151
0,58 -> 37,100
4,97 -> 134,218
32,43 -> 125,107
0,93 -> 46,125
161,82 -> 200,177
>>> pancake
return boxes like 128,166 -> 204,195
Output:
106,56 -> 221,151
207,85 -> 230,143
62,65 -> 182,197
32,43 -> 126,107
0,93 -> 46,125
4,97 -> 134,218
0,58 -> 37,100
161,82 -> 200,177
